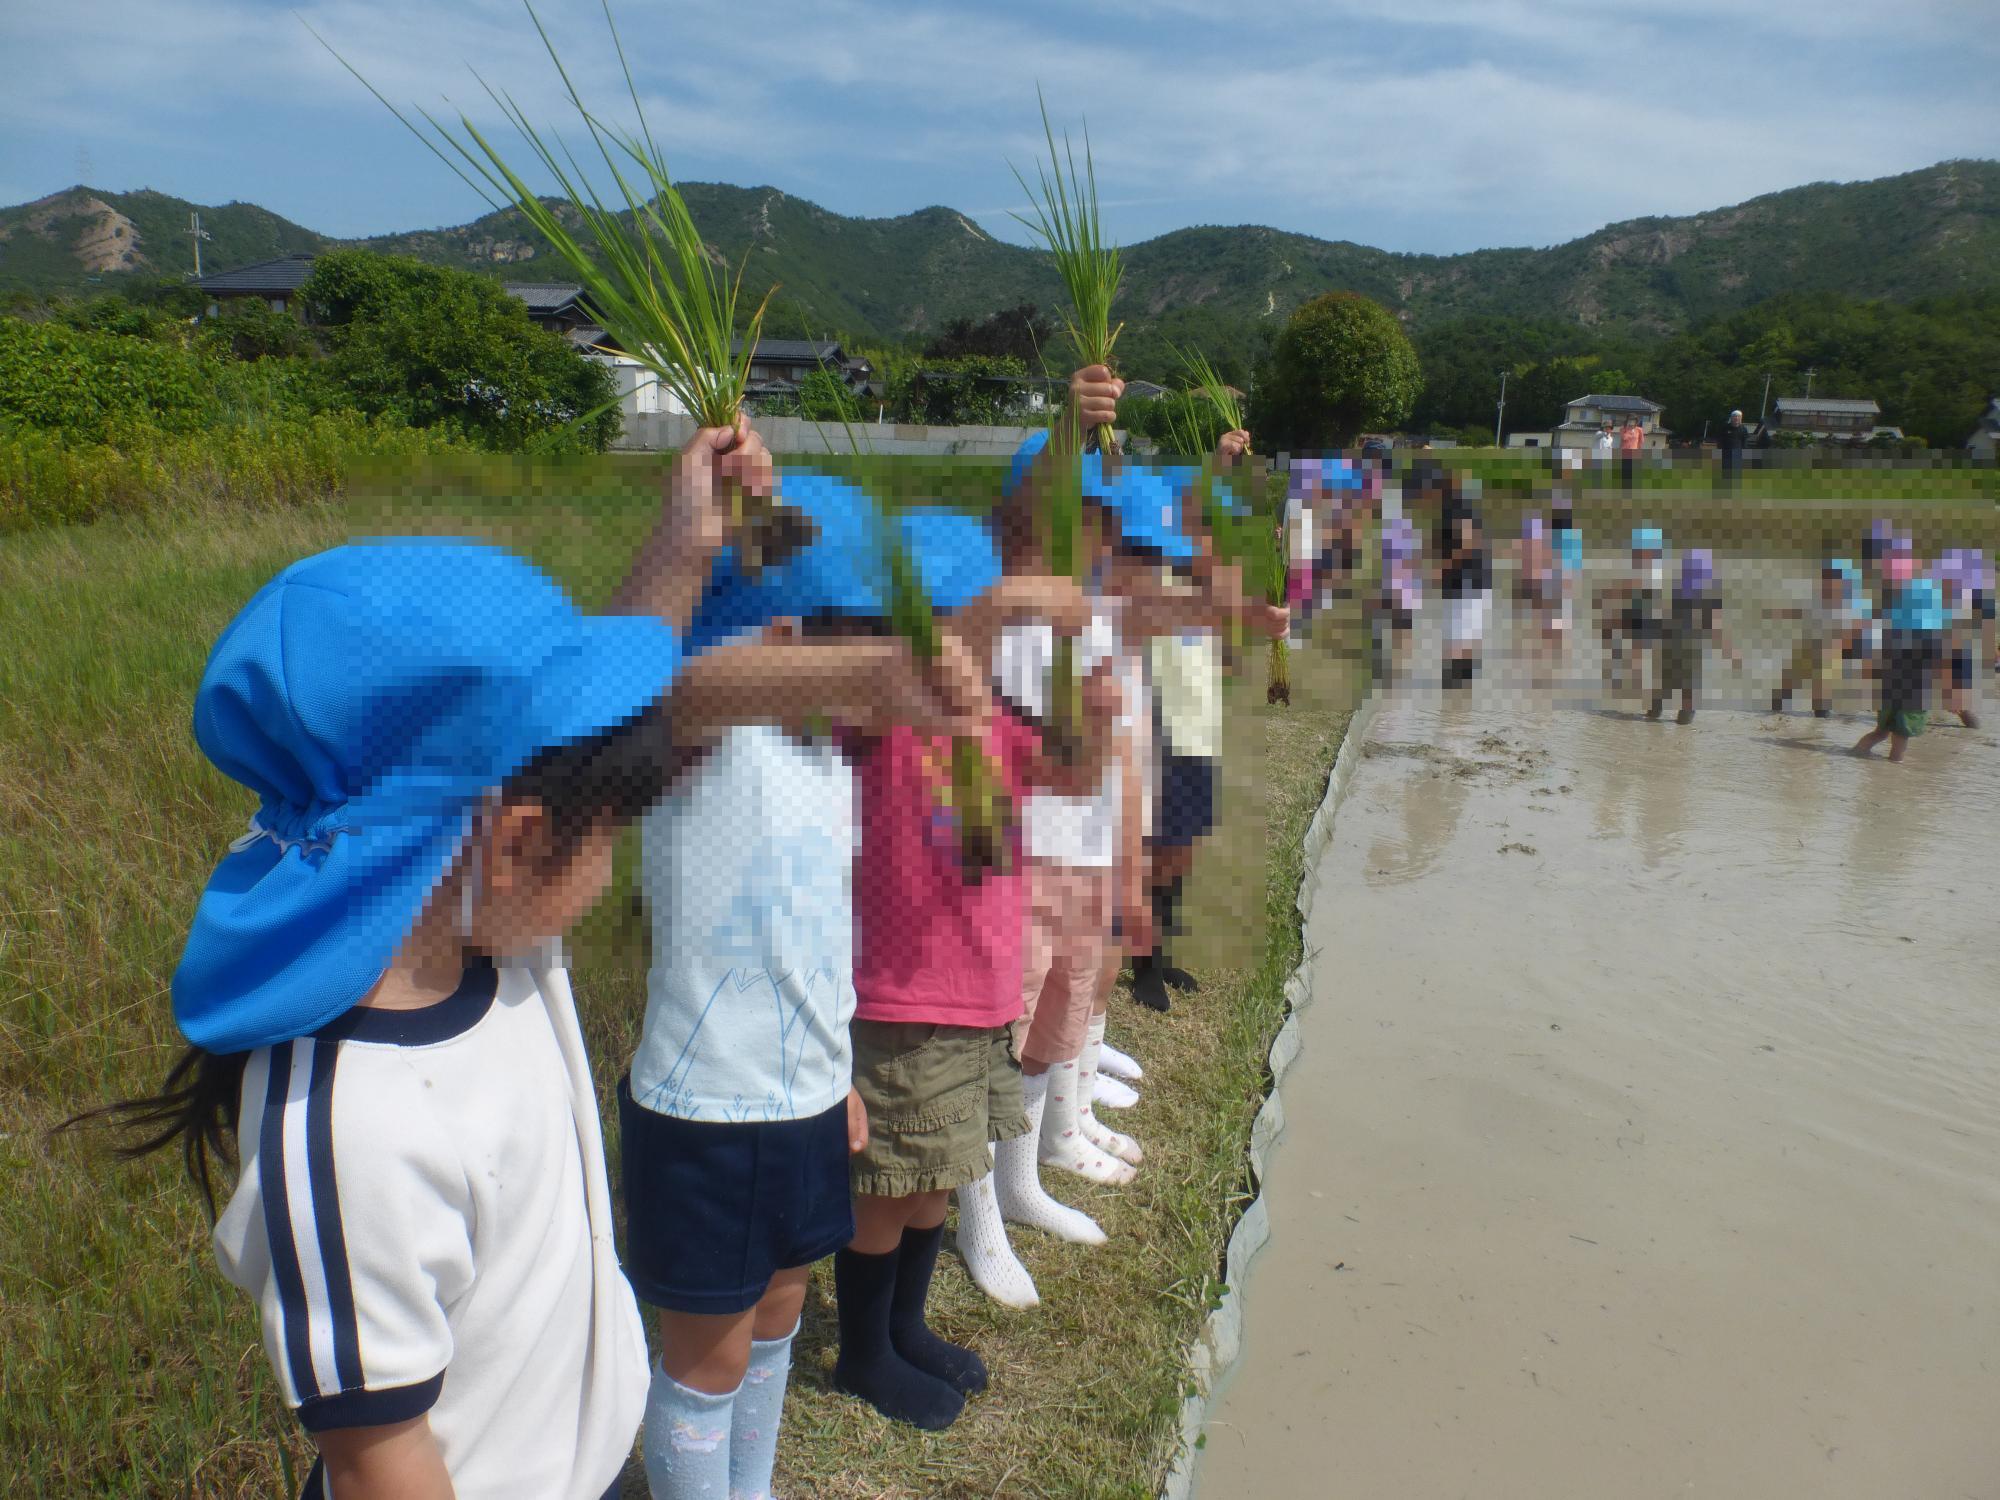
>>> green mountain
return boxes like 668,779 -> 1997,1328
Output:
5,160 -> 1996,352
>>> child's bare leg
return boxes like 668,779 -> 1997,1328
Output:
1851,728 -> 1886,756
851,1192 -> 919,1254
657,1306 -> 757,1394
752,1264 -> 811,1341
1888,732 -> 1909,762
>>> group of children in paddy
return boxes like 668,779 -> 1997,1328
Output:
92,364 -> 1285,1500
1282,459 -> 1995,761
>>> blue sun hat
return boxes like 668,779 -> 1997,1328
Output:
1889,574 -> 1947,633
173,539 -> 681,1054
1630,525 -> 1665,553
894,505 -> 1001,608
1005,431 -> 1196,564
687,469 -> 881,653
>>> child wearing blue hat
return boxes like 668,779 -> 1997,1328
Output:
1853,573 -> 1948,761
81,425 -> 978,1500
1596,525 -> 1668,697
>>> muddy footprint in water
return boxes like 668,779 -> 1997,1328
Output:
1499,841 -> 1538,855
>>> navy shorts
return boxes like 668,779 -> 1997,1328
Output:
618,1080 -> 854,1314
1952,646 -> 1974,690
1151,751 -> 1219,848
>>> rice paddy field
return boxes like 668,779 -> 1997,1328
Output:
2,452 -> 1992,1495
0,457 -> 1354,1499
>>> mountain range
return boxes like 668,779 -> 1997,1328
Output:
3,159 -> 1995,350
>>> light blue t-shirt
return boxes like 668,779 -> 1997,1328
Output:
630,725 -> 858,1123
1555,527 -> 1584,575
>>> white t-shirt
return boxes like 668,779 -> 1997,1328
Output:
993,606 -> 1142,867
214,960 -> 648,1500
1595,430 -> 1616,454
1284,495 -> 1316,564
632,725 -> 857,1122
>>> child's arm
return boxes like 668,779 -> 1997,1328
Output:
316,1417 -> 456,1500
1112,697 -> 1154,957
1015,661 -> 1122,797
949,574 -> 1094,669
610,418 -> 775,632
668,636 -> 987,745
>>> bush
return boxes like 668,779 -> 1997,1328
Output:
0,318 -> 220,443
300,250 -> 618,453
0,410 -> 475,533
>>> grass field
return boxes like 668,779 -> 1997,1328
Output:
0,463 -> 1360,1499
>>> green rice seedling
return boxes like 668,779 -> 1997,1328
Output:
312,1 -> 808,573
1010,90 -> 1123,458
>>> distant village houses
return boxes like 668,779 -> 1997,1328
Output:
1768,396 -> 1898,444
192,254 -> 317,317
1551,393 -> 1668,454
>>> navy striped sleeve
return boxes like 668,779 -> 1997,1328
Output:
297,1371 -> 446,1432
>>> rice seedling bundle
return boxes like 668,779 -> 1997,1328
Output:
317,0 -> 807,572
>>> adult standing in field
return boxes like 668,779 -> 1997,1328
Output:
1594,418 -> 1617,482
1620,415 -> 1644,491
1719,409 -> 1749,491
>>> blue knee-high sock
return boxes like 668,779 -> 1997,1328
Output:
727,1322 -> 796,1500
644,1360 -> 735,1500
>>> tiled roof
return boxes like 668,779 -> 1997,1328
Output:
1566,393 -> 1663,413
194,254 -> 317,293
503,282 -> 586,313
1773,396 -> 1880,415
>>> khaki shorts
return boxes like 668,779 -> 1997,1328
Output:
1017,860 -> 1111,1068
848,1019 -> 1028,1197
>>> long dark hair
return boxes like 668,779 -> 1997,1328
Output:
62,701 -> 673,1218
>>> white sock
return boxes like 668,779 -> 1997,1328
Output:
953,1169 -> 1040,1309
1096,1038 -> 1143,1082
1093,1072 -> 1139,1110
995,1073 -> 1106,1245
1076,1017 -> 1143,1166
644,1360 -> 734,1500
1039,1057 -> 1137,1184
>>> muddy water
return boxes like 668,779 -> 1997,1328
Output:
1194,559 -> 2000,1499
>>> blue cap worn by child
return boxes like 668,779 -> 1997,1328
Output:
173,539 -> 681,1054
1005,431 -> 1196,563
1631,525 -> 1664,553
1889,575 -> 1947,633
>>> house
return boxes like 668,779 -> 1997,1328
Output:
1122,379 -> 1170,402
1551,393 -> 1668,454
503,282 -> 594,338
1505,431 -> 1553,449
1769,396 -> 1882,443
194,253 -> 318,317
1968,396 -> 2000,459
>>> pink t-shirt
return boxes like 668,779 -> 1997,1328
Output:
849,711 -> 1038,1028
1620,424 -> 1644,453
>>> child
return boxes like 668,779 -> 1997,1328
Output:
1767,561 -> 1862,718
1370,516 -> 1423,682
835,506 -> 1120,1431
79,423 -> 868,1500
1936,549 -> 1993,730
1283,459 -> 1323,645
622,465 -> 1020,1499
1597,526 -> 1667,696
1551,502 -> 1584,648
1437,488 -> 1491,689
1853,573 -> 1947,762
1650,548 -> 1740,723
1512,513 -> 1564,661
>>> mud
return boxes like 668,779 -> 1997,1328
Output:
1193,558 -> 1999,1499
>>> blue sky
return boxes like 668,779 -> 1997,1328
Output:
1,0 -> 1994,256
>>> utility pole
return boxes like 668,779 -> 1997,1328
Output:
1759,372 -> 1774,424
1494,370 -> 1508,449
1804,367 -> 1817,399
187,212 -> 211,279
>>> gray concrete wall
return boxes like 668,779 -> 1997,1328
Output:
611,412 -> 1111,457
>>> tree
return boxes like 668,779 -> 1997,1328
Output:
922,303 -> 1054,366
1253,292 -> 1420,448
796,366 -> 859,423
298,251 -> 617,451
893,354 -> 1033,426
